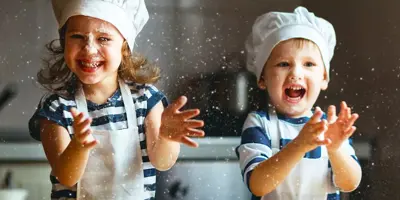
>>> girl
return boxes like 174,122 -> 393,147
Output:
28,0 -> 205,199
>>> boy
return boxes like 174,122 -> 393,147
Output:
236,6 -> 362,200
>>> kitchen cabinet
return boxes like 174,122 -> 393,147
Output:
0,163 -> 51,200
157,161 -> 251,200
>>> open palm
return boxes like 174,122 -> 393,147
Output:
324,101 -> 359,152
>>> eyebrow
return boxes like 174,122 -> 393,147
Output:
95,27 -> 113,34
65,30 -> 115,36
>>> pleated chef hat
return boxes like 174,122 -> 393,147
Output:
52,0 -> 149,52
245,6 -> 336,82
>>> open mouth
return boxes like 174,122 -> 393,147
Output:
284,85 -> 306,102
78,60 -> 105,73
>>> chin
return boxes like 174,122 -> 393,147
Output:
78,77 -> 103,85
275,103 -> 310,118
285,109 -> 307,118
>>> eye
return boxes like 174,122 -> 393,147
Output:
304,62 -> 316,67
98,37 -> 111,42
277,62 -> 290,67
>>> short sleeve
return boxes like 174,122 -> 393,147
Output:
128,83 -> 168,117
235,111 -> 272,189
28,94 -> 69,141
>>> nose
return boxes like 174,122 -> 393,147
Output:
83,34 -> 98,55
288,64 -> 304,81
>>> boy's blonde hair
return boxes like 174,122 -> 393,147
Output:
261,38 -> 327,81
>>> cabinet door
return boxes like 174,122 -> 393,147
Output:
156,161 -> 252,200
0,163 -> 52,200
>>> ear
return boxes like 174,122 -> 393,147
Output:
320,73 -> 329,91
258,77 -> 267,90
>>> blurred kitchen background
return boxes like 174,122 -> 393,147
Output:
0,0 -> 398,199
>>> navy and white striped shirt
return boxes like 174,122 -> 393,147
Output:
236,110 -> 359,200
29,81 -> 167,200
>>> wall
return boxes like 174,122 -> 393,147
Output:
0,0 -> 302,140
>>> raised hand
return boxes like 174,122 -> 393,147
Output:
294,107 -> 331,152
160,96 -> 205,147
70,107 -> 98,149
325,101 -> 359,152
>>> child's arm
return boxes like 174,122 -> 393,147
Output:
325,102 -> 362,191
145,96 -> 204,171
246,108 -> 329,196
40,108 -> 98,187
328,146 -> 361,192
248,138 -> 314,196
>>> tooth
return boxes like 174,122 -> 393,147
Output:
81,61 -> 99,68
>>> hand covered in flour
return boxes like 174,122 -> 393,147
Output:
160,96 -> 205,147
293,107 -> 331,153
70,107 -> 98,149
324,101 -> 359,152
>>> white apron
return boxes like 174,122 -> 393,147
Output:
263,107 -> 331,200
75,79 -> 144,200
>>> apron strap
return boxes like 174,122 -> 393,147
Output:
75,81 -> 89,114
267,106 -> 280,155
118,79 -> 138,128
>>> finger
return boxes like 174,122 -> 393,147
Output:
169,96 -> 188,112
306,119 -> 323,133
309,107 -> 323,124
178,109 -> 201,120
71,108 -> 86,124
70,107 -> 79,117
75,118 -> 92,134
76,128 -> 93,142
84,139 -> 99,149
184,120 -> 204,128
181,136 -> 199,148
327,105 -> 336,123
314,138 -> 331,146
185,128 -> 205,137
338,101 -> 346,119
343,107 -> 351,120
343,113 -> 359,131
343,101 -> 351,119
312,119 -> 328,136
346,103 -> 352,118
344,126 -> 357,138
341,101 -> 348,110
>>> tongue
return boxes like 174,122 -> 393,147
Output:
286,89 -> 302,98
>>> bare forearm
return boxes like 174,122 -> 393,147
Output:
53,141 -> 91,187
249,140 -> 306,196
328,148 -> 362,192
149,137 -> 180,171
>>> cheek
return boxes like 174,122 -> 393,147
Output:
267,83 -> 282,97
63,50 -> 74,64
266,73 -> 284,87
64,42 -> 79,59
104,47 -> 123,65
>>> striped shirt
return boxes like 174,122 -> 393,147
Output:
236,110 -> 359,200
28,82 -> 167,200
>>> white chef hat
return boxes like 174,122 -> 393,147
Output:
51,0 -> 149,52
245,6 -> 336,82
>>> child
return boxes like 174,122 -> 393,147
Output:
236,7 -> 362,200
28,0 -> 205,199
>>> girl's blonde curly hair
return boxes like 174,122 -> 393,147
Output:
37,27 -> 160,97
